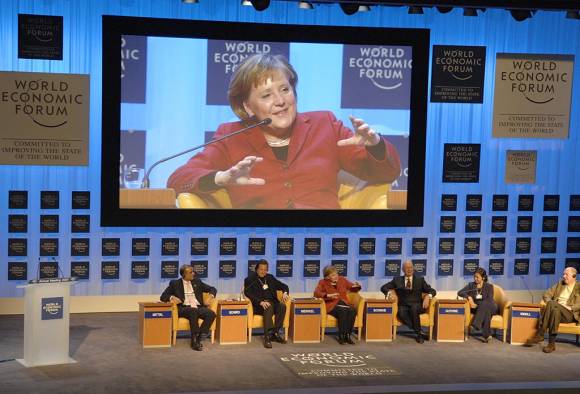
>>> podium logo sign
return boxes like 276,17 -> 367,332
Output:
493,53 -> 574,139
0,71 -> 89,165
279,352 -> 400,378
342,45 -> 412,109
41,297 -> 63,320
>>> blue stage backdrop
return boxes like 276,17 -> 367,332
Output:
1,1 -> 580,298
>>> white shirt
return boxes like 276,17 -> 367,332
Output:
182,279 -> 199,308
404,276 -> 413,289
557,284 -> 575,310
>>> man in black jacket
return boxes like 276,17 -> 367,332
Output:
244,259 -> 290,348
381,260 -> 436,343
160,264 -> 216,351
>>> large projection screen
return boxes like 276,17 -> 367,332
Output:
101,16 -> 428,227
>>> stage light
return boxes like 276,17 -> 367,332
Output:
358,5 -> 371,12
298,1 -> 313,10
463,8 -> 478,17
566,10 -> 580,19
436,6 -> 453,14
181,0 -> 198,3
340,3 -> 359,15
249,0 -> 270,11
509,9 -> 533,22
408,6 -> 423,15
241,0 -> 252,6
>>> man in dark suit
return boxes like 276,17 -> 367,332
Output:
160,264 -> 217,351
381,260 -> 436,343
244,259 -> 290,348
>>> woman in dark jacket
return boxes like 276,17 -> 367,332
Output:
458,267 -> 497,343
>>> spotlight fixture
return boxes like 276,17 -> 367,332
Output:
408,6 -> 423,15
358,5 -> 371,12
566,10 -> 580,19
340,3 -> 359,15
509,9 -> 533,22
298,1 -> 313,10
249,0 -> 270,11
436,6 -> 453,14
463,8 -> 478,17
241,0 -> 252,6
182,0 -> 198,3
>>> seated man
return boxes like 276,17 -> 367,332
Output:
380,260 -> 436,343
244,259 -> 290,348
525,267 -> 580,353
160,264 -> 217,351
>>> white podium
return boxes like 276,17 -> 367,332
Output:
17,279 -> 77,367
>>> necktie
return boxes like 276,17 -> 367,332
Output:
406,278 -> 411,289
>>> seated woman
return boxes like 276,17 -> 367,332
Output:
314,265 -> 361,344
458,267 -> 497,343
167,53 -> 401,209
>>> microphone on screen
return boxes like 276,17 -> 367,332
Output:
140,117 -> 272,188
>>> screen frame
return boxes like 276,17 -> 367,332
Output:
101,15 -> 428,227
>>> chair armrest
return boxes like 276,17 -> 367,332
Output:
171,303 -> 179,327
177,193 -> 210,209
246,300 -> 254,324
317,298 -> 327,328
355,295 -> 365,328
428,297 -> 437,325
502,301 -> 512,327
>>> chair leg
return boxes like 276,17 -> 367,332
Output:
248,327 -> 252,343
172,330 -> 177,345
357,326 -> 362,340
321,327 -> 325,341
284,327 -> 289,340
211,330 -> 215,344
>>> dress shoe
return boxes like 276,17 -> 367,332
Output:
196,334 -> 204,348
415,334 -> 425,344
345,334 -> 355,345
271,332 -> 287,344
482,335 -> 492,343
191,339 -> 203,351
523,334 -> 544,347
542,342 -> 556,353
263,336 -> 272,349
337,335 -> 346,345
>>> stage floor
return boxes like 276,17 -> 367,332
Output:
0,313 -> 579,394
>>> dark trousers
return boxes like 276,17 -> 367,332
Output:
471,300 -> 498,338
257,302 -> 286,333
539,301 -> 575,339
178,305 -> 216,338
397,303 -> 425,335
329,302 -> 356,336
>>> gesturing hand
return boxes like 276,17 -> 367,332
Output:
337,115 -> 381,147
215,156 -> 265,186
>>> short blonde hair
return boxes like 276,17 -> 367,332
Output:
322,265 -> 338,278
228,54 -> 298,121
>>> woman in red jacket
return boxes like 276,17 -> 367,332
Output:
166,53 -> 401,209
314,265 -> 361,344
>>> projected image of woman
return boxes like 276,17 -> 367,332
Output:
167,54 -> 401,209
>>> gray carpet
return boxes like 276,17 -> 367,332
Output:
1,313 -> 579,394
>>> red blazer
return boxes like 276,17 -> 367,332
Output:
314,276 -> 358,313
166,111 -> 401,209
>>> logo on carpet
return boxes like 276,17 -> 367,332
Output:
279,352 -> 400,378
